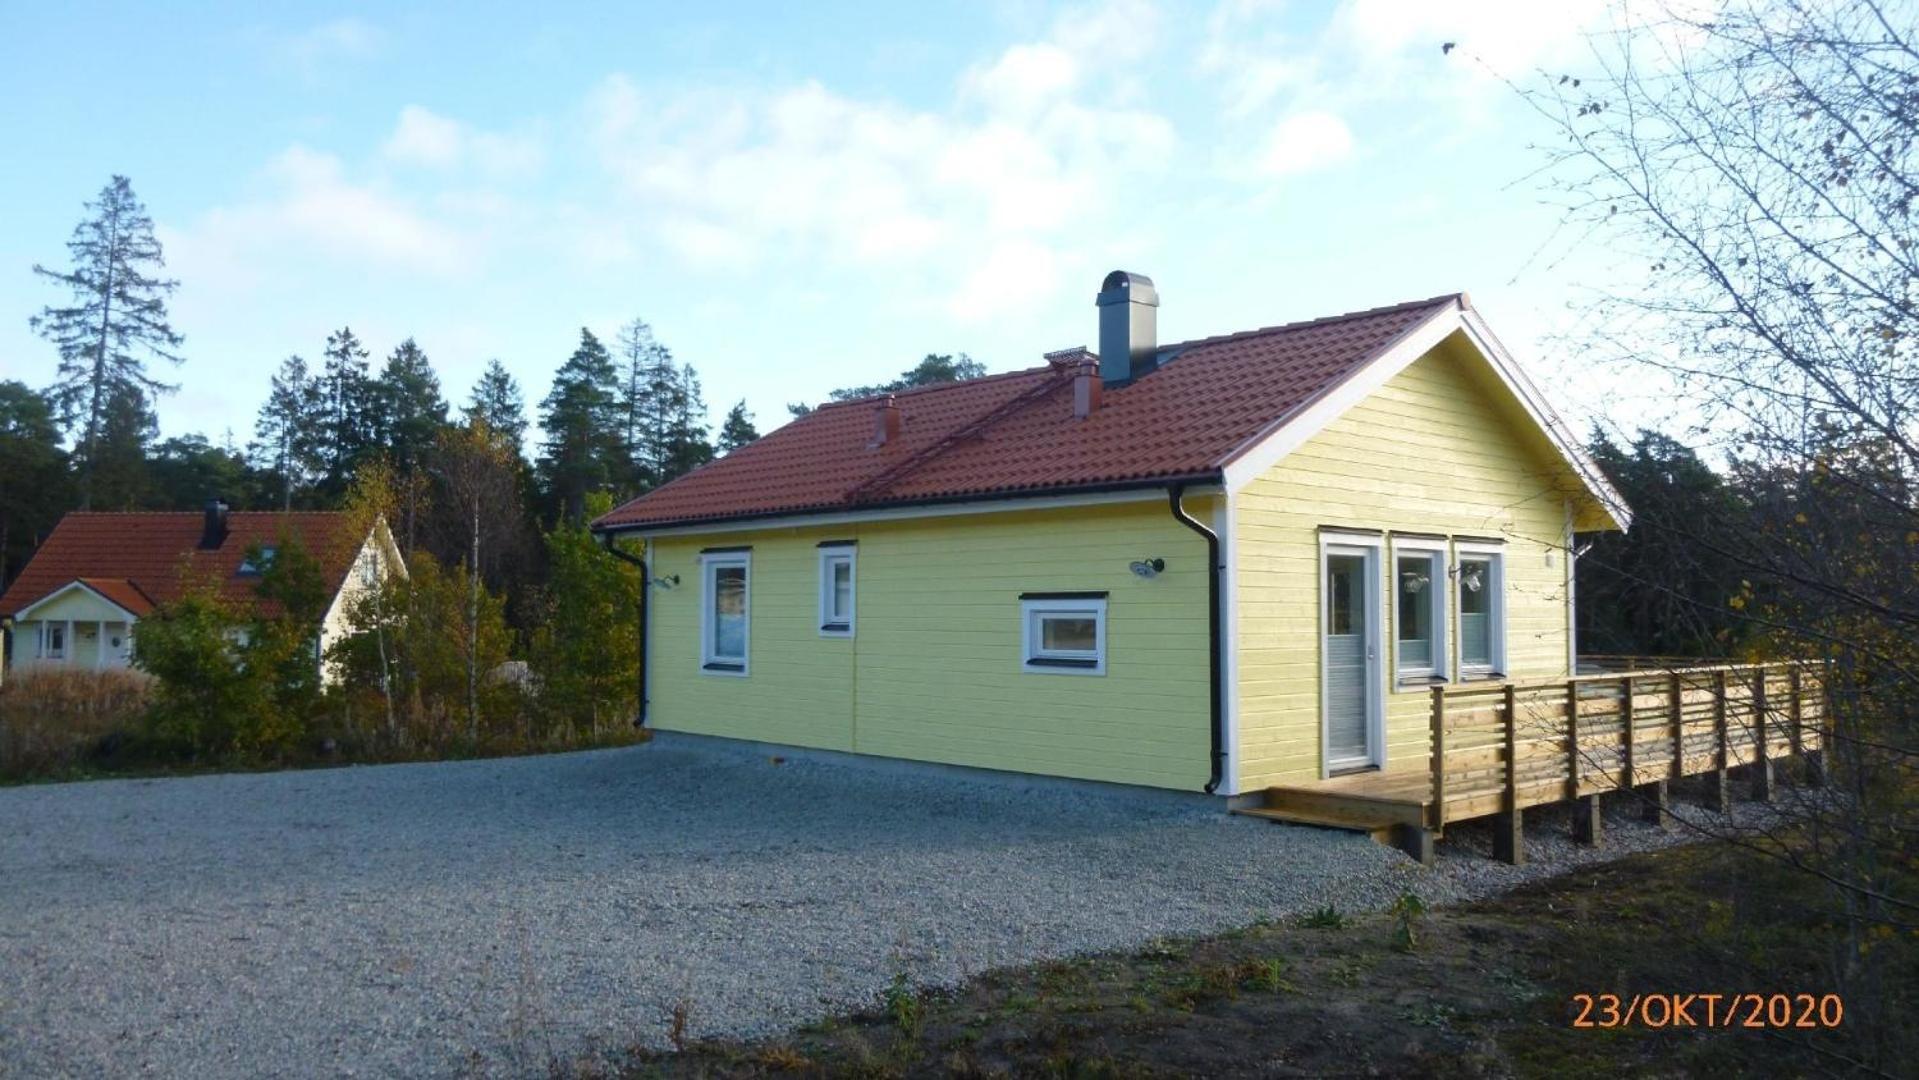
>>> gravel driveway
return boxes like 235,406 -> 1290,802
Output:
0,737 -> 1434,1076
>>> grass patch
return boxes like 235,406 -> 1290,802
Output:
614,841 -> 1909,1077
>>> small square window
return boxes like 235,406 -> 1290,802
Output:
818,545 -> 855,637
1021,596 -> 1107,675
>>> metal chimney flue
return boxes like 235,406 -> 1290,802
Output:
1097,271 -> 1158,385
200,498 -> 230,550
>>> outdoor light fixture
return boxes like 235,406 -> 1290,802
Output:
651,574 -> 681,589
1129,558 -> 1166,578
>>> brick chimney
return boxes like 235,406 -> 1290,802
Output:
1072,359 -> 1102,418
870,394 -> 902,447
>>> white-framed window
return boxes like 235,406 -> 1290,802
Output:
1392,537 -> 1448,687
1020,594 -> 1107,675
817,543 -> 855,637
1454,542 -> 1506,679
43,623 -> 66,659
237,545 -> 278,576
699,550 -> 751,676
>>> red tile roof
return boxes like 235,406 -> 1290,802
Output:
0,512 -> 367,619
596,294 -> 1463,531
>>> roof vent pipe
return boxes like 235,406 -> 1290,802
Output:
1072,359 -> 1102,418
1097,270 -> 1158,386
870,393 -> 902,448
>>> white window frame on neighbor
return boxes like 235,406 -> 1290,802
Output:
699,550 -> 751,677
1020,595 -> 1107,676
1453,540 -> 1507,681
42,622 -> 66,659
1391,536 -> 1449,690
817,543 -> 856,638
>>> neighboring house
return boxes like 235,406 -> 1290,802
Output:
593,272 -> 1630,799
0,502 -> 402,686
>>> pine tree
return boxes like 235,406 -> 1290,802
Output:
615,318 -> 683,492
0,382 -> 71,586
316,327 -> 373,494
717,400 -> 759,454
466,359 -> 527,452
538,328 -> 622,525
253,355 -> 323,511
31,176 -> 184,508
89,382 -> 156,510
658,364 -> 714,484
368,338 -> 447,472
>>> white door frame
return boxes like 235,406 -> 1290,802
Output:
1319,531 -> 1385,776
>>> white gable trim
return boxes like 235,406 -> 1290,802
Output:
1455,308 -> 1632,531
12,580 -> 143,622
1217,301 -> 1632,532
1218,303 -> 1462,492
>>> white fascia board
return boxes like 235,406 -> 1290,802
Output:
602,485 -> 1220,540
1455,308 -> 1633,532
1219,303 -> 1465,491
13,580 -> 142,622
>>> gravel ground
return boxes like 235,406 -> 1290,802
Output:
0,739 -> 1811,1077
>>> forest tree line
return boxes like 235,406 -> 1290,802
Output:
1,175 -> 990,627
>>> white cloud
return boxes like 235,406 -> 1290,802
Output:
383,105 -> 544,177
169,146 -> 484,289
584,2 -> 1179,320
283,17 -> 385,66
1256,110 -> 1355,176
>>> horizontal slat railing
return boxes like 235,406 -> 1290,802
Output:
1426,661 -> 1825,831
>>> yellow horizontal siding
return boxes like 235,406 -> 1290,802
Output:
1233,334 -> 1576,790
647,500 -> 1213,790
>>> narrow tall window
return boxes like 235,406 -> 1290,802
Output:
1394,547 -> 1446,683
701,552 -> 750,674
818,544 -> 855,637
1457,551 -> 1504,678
45,623 -> 66,659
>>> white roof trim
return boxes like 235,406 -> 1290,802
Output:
1218,301 -> 1632,531
1218,302 -> 1463,491
600,485 -> 1221,539
1455,307 -> 1632,531
12,580 -> 143,622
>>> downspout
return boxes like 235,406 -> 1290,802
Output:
599,531 -> 649,728
1168,482 -> 1225,794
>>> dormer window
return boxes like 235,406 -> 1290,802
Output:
237,546 -> 278,576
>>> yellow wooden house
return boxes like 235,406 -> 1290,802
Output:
594,272 -> 1630,802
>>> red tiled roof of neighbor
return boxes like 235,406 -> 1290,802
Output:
595,294 -> 1463,531
0,512 -> 366,619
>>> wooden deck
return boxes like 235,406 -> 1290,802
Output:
1234,660 -> 1828,864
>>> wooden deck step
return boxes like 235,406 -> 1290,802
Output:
1264,785 -> 1427,827
1231,805 -> 1401,840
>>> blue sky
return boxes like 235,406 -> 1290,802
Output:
0,1 -> 1654,450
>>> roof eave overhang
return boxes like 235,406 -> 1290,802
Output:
592,474 -> 1224,539
10,580 -> 146,622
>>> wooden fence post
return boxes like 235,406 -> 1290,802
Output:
1569,679 -> 1602,845
1751,667 -> 1774,802
1495,683 -> 1524,865
1668,672 -> 1685,782
1709,669 -> 1732,812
